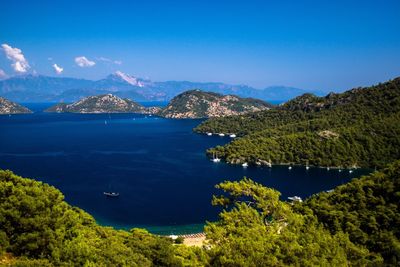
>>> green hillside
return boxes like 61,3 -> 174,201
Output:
195,78 -> 400,168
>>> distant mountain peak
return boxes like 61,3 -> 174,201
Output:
108,71 -> 146,87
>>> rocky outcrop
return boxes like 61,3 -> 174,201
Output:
0,97 -> 32,114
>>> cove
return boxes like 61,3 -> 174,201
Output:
0,103 -> 371,235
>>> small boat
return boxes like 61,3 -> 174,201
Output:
306,166 -> 310,170
218,133 -> 225,137
242,162 -> 248,168
211,152 -> 221,163
326,167 -> 330,171
349,169 -> 353,174
207,132 -> 212,136
288,196 -> 302,202
338,169 -> 342,172
229,134 -> 236,138
288,166 -> 292,170
104,192 -> 119,197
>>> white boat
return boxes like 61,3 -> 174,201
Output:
306,166 -> 310,170
288,196 -> 302,202
338,169 -> 342,172
229,134 -> 236,138
104,192 -> 119,197
349,169 -> 353,173
242,162 -> 248,168
218,133 -> 225,137
207,132 -> 212,136
327,167 -> 330,171
288,166 -> 292,170
211,152 -> 221,163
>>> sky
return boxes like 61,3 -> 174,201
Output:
0,0 -> 399,91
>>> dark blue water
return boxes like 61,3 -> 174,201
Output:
0,104 -> 370,234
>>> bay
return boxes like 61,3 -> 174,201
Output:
0,103 -> 370,234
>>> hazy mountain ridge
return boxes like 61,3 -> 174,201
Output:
0,73 -> 321,103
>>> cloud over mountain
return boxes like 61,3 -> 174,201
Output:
1,44 -> 30,73
75,56 -> 95,67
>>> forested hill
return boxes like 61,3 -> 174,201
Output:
45,94 -> 159,114
195,77 -> 400,168
158,90 -> 272,118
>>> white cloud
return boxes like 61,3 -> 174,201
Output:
74,56 -> 95,67
0,69 -> 8,79
1,43 -> 30,73
52,63 -> 63,74
97,57 -> 122,65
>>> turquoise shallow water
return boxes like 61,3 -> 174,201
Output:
0,103 -> 371,235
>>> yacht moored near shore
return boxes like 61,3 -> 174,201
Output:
288,196 -> 303,202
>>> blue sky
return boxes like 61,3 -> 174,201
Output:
0,0 -> 399,91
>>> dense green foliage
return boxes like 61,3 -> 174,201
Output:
297,160 -> 400,264
1,160 -> 399,265
0,170 -> 203,266
205,160 -> 400,266
195,78 -> 400,168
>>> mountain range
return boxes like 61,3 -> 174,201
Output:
0,72 -> 324,103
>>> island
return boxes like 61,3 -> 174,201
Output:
158,89 -> 272,118
45,94 -> 160,114
0,97 -> 32,115
44,90 -> 273,119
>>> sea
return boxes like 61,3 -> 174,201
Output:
0,103 -> 371,234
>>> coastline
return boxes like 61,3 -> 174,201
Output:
95,219 -> 206,236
